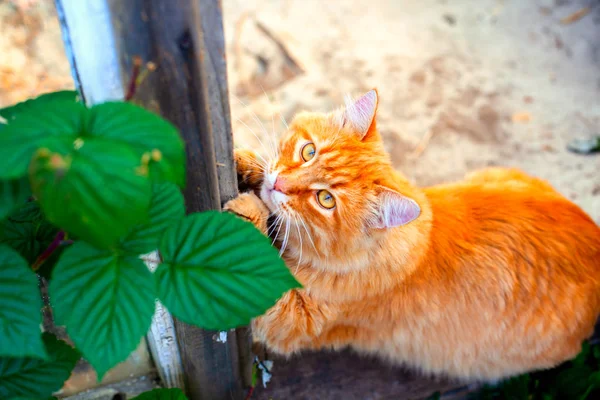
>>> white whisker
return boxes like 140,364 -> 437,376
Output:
279,216 -> 291,256
259,84 -> 281,159
293,214 -> 303,272
235,118 -> 272,166
272,212 -> 285,247
243,157 -> 267,172
231,94 -> 276,160
279,113 -> 289,131
268,214 -> 283,238
297,214 -> 318,254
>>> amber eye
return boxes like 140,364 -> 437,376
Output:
316,190 -> 336,209
301,142 -> 316,161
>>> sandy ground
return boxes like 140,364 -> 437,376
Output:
1,0 -> 598,219
1,0 -> 599,396
224,0 -> 600,225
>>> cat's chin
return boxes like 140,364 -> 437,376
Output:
259,185 -> 278,212
259,185 -> 287,213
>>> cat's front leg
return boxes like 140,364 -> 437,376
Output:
252,289 -> 337,354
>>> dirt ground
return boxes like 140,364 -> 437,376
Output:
1,0 -> 599,397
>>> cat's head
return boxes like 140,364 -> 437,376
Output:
260,89 -> 423,263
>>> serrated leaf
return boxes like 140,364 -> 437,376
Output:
50,242 -> 156,379
0,202 -> 59,266
0,332 -> 80,400
0,96 -> 85,179
555,364 -> 593,398
30,139 -> 152,249
0,245 -> 46,359
0,91 -> 79,122
131,388 -> 188,400
156,211 -> 301,330
0,177 -> 31,221
86,102 -> 185,187
120,182 -> 185,255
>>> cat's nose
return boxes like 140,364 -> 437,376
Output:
273,176 -> 288,194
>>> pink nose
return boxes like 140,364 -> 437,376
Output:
273,176 -> 288,194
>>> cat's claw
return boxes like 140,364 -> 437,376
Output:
223,192 -> 270,235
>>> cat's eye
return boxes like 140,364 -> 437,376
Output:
301,142 -> 316,162
317,190 -> 335,209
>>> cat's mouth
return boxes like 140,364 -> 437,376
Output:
260,171 -> 288,212
260,183 -> 287,212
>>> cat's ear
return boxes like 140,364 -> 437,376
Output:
343,89 -> 378,139
369,187 -> 421,229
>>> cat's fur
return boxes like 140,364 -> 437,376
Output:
223,89 -> 600,381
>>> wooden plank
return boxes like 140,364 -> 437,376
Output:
55,0 -> 248,398
188,0 -> 253,387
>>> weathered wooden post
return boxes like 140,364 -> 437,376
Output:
55,0 -> 250,398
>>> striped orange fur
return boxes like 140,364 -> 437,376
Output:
224,89 -> 600,381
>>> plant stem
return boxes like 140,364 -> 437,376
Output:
124,56 -> 142,101
32,231 -> 65,271
244,386 -> 254,400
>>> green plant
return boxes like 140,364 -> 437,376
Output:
0,91 -> 300,400
466,341 -> 600,400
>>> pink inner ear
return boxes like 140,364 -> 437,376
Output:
344,90 -> 378,136
373,190 -> 421,229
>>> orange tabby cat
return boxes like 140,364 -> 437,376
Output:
224,89 -> 600,381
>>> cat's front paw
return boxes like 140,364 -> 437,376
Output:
235,148 -> 264,192
252,290 -> 334,354
223,192 -> 270,234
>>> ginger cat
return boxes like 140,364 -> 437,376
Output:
223,89 -> 600,381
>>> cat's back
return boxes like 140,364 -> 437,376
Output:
399,178 -> 600,379
423,177 -> 600,265
422,178 -> 600,290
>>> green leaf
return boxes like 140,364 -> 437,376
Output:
0,91 -> 79,122
0,202 -> 60,266
86,102 -> 185,187
555,365 -> 593,398
0,96 -> 86,179
500,374 -> 530,400
120,182 -> 185,255
0,332 -> 80,400
156,211 -> 301,330
0,177 -> 31,221
574,342 -> 591,366
131,388 -> 188,400
30,139 -> 152,249
593,345 -> 600,360
50,242 -> 156,379
0,245 -> 46,359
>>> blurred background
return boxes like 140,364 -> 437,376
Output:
1,0 -> 599,222
1,0 -> 599,396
